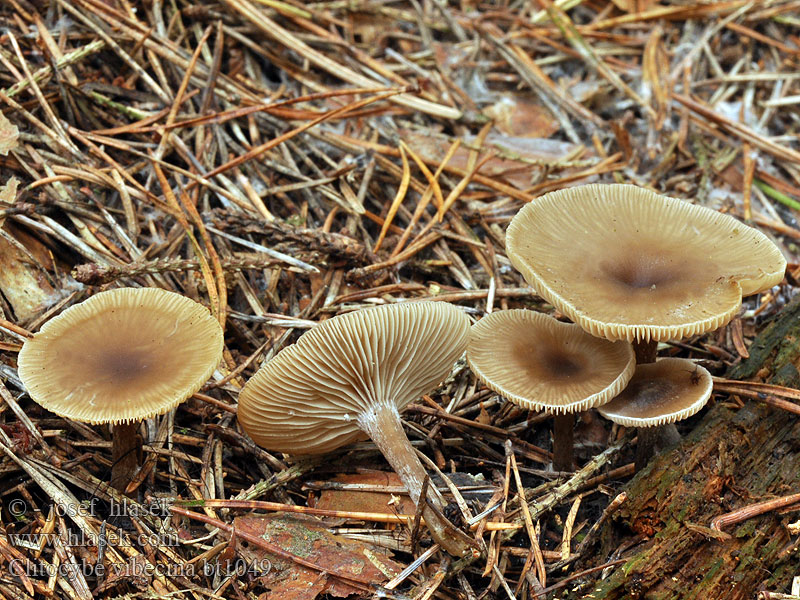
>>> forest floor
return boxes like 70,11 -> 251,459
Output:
0,0 -> 800,599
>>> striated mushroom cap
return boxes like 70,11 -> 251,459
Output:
506,184 -> 786,342
237,301 -> 470,455
467,310 -> 635,414
598,358 -> 713,427
18,288 -> 224,425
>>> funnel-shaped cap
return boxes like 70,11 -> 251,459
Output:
506,184 -> 786,342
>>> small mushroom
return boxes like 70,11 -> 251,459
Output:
17,287 -> 224,491
237,301 -> 475,556
506,184 -> 786,361
598,358 -> 713,470
466,310 -> 635,471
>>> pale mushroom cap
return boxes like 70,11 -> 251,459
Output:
506,184 -> 787,342
598,358 -> 713,427
17,288 -> 224,425
237,302 -> 470,455
466,310 -> 636,414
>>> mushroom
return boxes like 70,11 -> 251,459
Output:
466,309 -> 635,471
237,301 -> 475,556
505,184 -> 786,362
17,287 -> 224,491
598,358 -> 713,470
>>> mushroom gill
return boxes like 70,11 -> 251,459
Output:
238,301 -> 475,556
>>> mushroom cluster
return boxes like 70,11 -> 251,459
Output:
237,301 -> 476,556
18,287 -> 224,491
467,309 -> 635,471
470,183 -> 785,470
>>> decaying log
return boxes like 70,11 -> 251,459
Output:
586,297 -> 800,600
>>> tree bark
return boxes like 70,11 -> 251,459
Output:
585,298 -> 800,600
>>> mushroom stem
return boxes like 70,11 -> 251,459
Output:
632,339 -> 659,470
635,423 -> 681,470
634,427 -> 659,471
357,401 -> 470,557
552,413 -> 574,472
111,422 -> 141,493
633,340 -> 658,364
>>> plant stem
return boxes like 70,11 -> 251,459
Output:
111,422 -> 141,493
552,413 -> 575,472
357,401 -> 470,557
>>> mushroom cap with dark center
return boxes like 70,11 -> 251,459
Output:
237,301 -> 470,455
598,358 -> 713,427
466,310 -> 636,414
506,184 -> 786,342
17,287 -> 224,424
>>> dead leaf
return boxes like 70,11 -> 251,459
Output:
313,471 -> 417,516
401,130 -> 582,189
234,513 -> 402,600
484,94 -> 559,139
0,111 -> 19,155
476,402 -> 492,425
0,223 -> 58,322
0,177 -> 19,229
0,177 -> 17,205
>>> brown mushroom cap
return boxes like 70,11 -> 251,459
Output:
598,358 -> 712,427
17,287 -> 224,424
466,310 -> 636,414
237,301 -> 470,455
506,184 -> 786,342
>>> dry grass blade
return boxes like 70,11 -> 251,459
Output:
224,0 -> 460,119
374,143 -> 410,252
674,93 -> 800,164
541,0 -> 656,120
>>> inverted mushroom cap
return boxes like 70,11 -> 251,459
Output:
237,302 -> 470,455
506,184 -> 786,342
598,358 -> 712,427
466,310 -> 635,414
18,288 -> 224,425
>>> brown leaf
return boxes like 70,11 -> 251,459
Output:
0,111 -> 18,156
0,228 -> 57,322
259,572 -> 327,600
484,94 -> 559,139
313,471 -> 417,516
0,177 -> 17,206
0,177 -> 19,230
401,130 -> 581,189
235,513 -> 402,600
475,402 -> 492,425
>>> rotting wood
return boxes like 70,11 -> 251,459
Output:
585,297 -> 800,600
